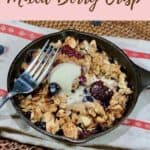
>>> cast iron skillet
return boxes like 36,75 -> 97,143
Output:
7,29 -> 150,143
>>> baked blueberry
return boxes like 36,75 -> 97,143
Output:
83,88 -> 88,94
48,82 -> 61,96
83,96 -> 94,102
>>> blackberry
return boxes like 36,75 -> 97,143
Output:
61,45 -> 84,59
90,81 -> 113,107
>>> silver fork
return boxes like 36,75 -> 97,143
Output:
0,40 -> 60,108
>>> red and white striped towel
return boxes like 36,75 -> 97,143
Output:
0,21 -> 150,150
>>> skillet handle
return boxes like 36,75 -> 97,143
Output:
134,64 -> 150,91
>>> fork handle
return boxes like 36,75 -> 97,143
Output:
0,91 -> 17,108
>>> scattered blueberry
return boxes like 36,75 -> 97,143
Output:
90,81 -> 113,107
83,96 -> 94,102
34,121 -> 46,130
23,111 -> 31,119
48,82 -> 61,96
0,45 -> 5,55
79,75 -> 87,85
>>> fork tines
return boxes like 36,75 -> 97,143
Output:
25,40 -> 60,84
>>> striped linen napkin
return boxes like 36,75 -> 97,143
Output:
0,21 -> 150,150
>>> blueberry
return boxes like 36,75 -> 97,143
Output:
83,96 -> 94,102
83,88 -> 88,94
48,82 -> 61,96
34,121 -> 46,130
0,45 -> 5,55
23,111 -> 31,119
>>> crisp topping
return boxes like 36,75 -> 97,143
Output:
19,36 -> 132,139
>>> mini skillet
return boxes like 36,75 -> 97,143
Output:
7,29 -> 150,143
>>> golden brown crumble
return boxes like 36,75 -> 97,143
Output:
19,36 -> 132,139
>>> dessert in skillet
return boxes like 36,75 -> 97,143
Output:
19,36 -> 132,139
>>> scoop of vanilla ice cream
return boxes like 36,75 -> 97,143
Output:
49,63 -> 81,95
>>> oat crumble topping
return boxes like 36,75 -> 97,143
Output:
19,36 -> 132,139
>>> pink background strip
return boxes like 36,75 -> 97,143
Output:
0,0 -> 150,20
